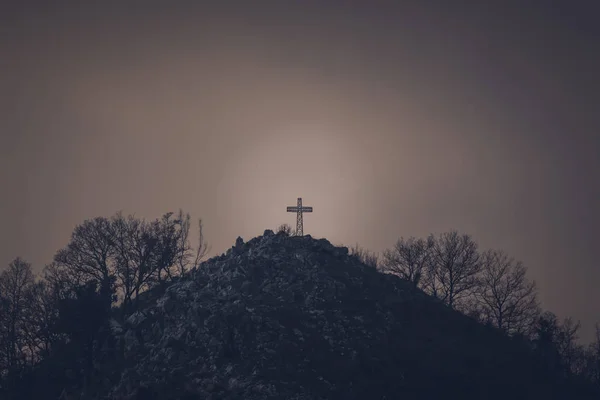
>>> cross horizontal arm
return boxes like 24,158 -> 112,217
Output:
287,206 -> 312,212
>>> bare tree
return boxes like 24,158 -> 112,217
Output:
111,213 -> 157,310
363,252 -> 379,269
53,217 -> 116,295
425,231 -> 481,310
167,210 -> 209,275
556,316 -> 582,377
172,211 -> 194,274
149,212 -> 184,285
569,343 -> 590,379
475,249 -> 540,336
534,311 -> 563,374
191,218 -> 210,269
0,258 -> 35,372
20,280 -> 61,363
587,323 -> 600,384
112,211 -> 197,308
533,312 -> 588,378
276,223 -> 294,236
380,236 -> 433,287
349,243 -> 379,269
52,211 -> 202,313
42,262 -> 84,299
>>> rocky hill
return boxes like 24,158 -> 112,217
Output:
104,230 -> 589,400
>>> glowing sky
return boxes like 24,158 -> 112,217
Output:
1,1 -> 599,341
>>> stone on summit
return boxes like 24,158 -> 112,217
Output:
235,236 -> 244,247
263,229 -> 274,237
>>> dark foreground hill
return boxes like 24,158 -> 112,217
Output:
92,230 -> 591,400
19,230 -> 597,399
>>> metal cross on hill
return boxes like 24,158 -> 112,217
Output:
286,197 -> 313,236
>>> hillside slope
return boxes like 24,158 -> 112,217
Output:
107,230 -> 588,399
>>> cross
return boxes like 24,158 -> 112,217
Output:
286,197 -> 313,236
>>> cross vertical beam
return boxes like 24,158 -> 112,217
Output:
286,197 -> 313,236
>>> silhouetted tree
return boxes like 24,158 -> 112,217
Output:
533,311 -> 564,376
20,280 -> 60,363
0,258 -> 35,374
556,316 -> 583,377
53,280 -> 114,396
276,223 -> 294,236
52,211 -> 202,315
0,210 -> 213,398
147,212 -> 188,286
586,323 -> 600,385
53,217 -> 116,296
349,244 -> 379,268
532,311 -> 587,379
151,210 -> 206,277
424,231 -> 481,310
190,217 -> 210,270
110,211 -> 202,312
42,262 -> 80,301
111,213 -> 157,311
380,236 -> 434,287
474,249 -> 540,336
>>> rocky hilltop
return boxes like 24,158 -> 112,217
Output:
108,230 -> 578,399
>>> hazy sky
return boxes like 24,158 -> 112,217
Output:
1,1 -> 599,341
